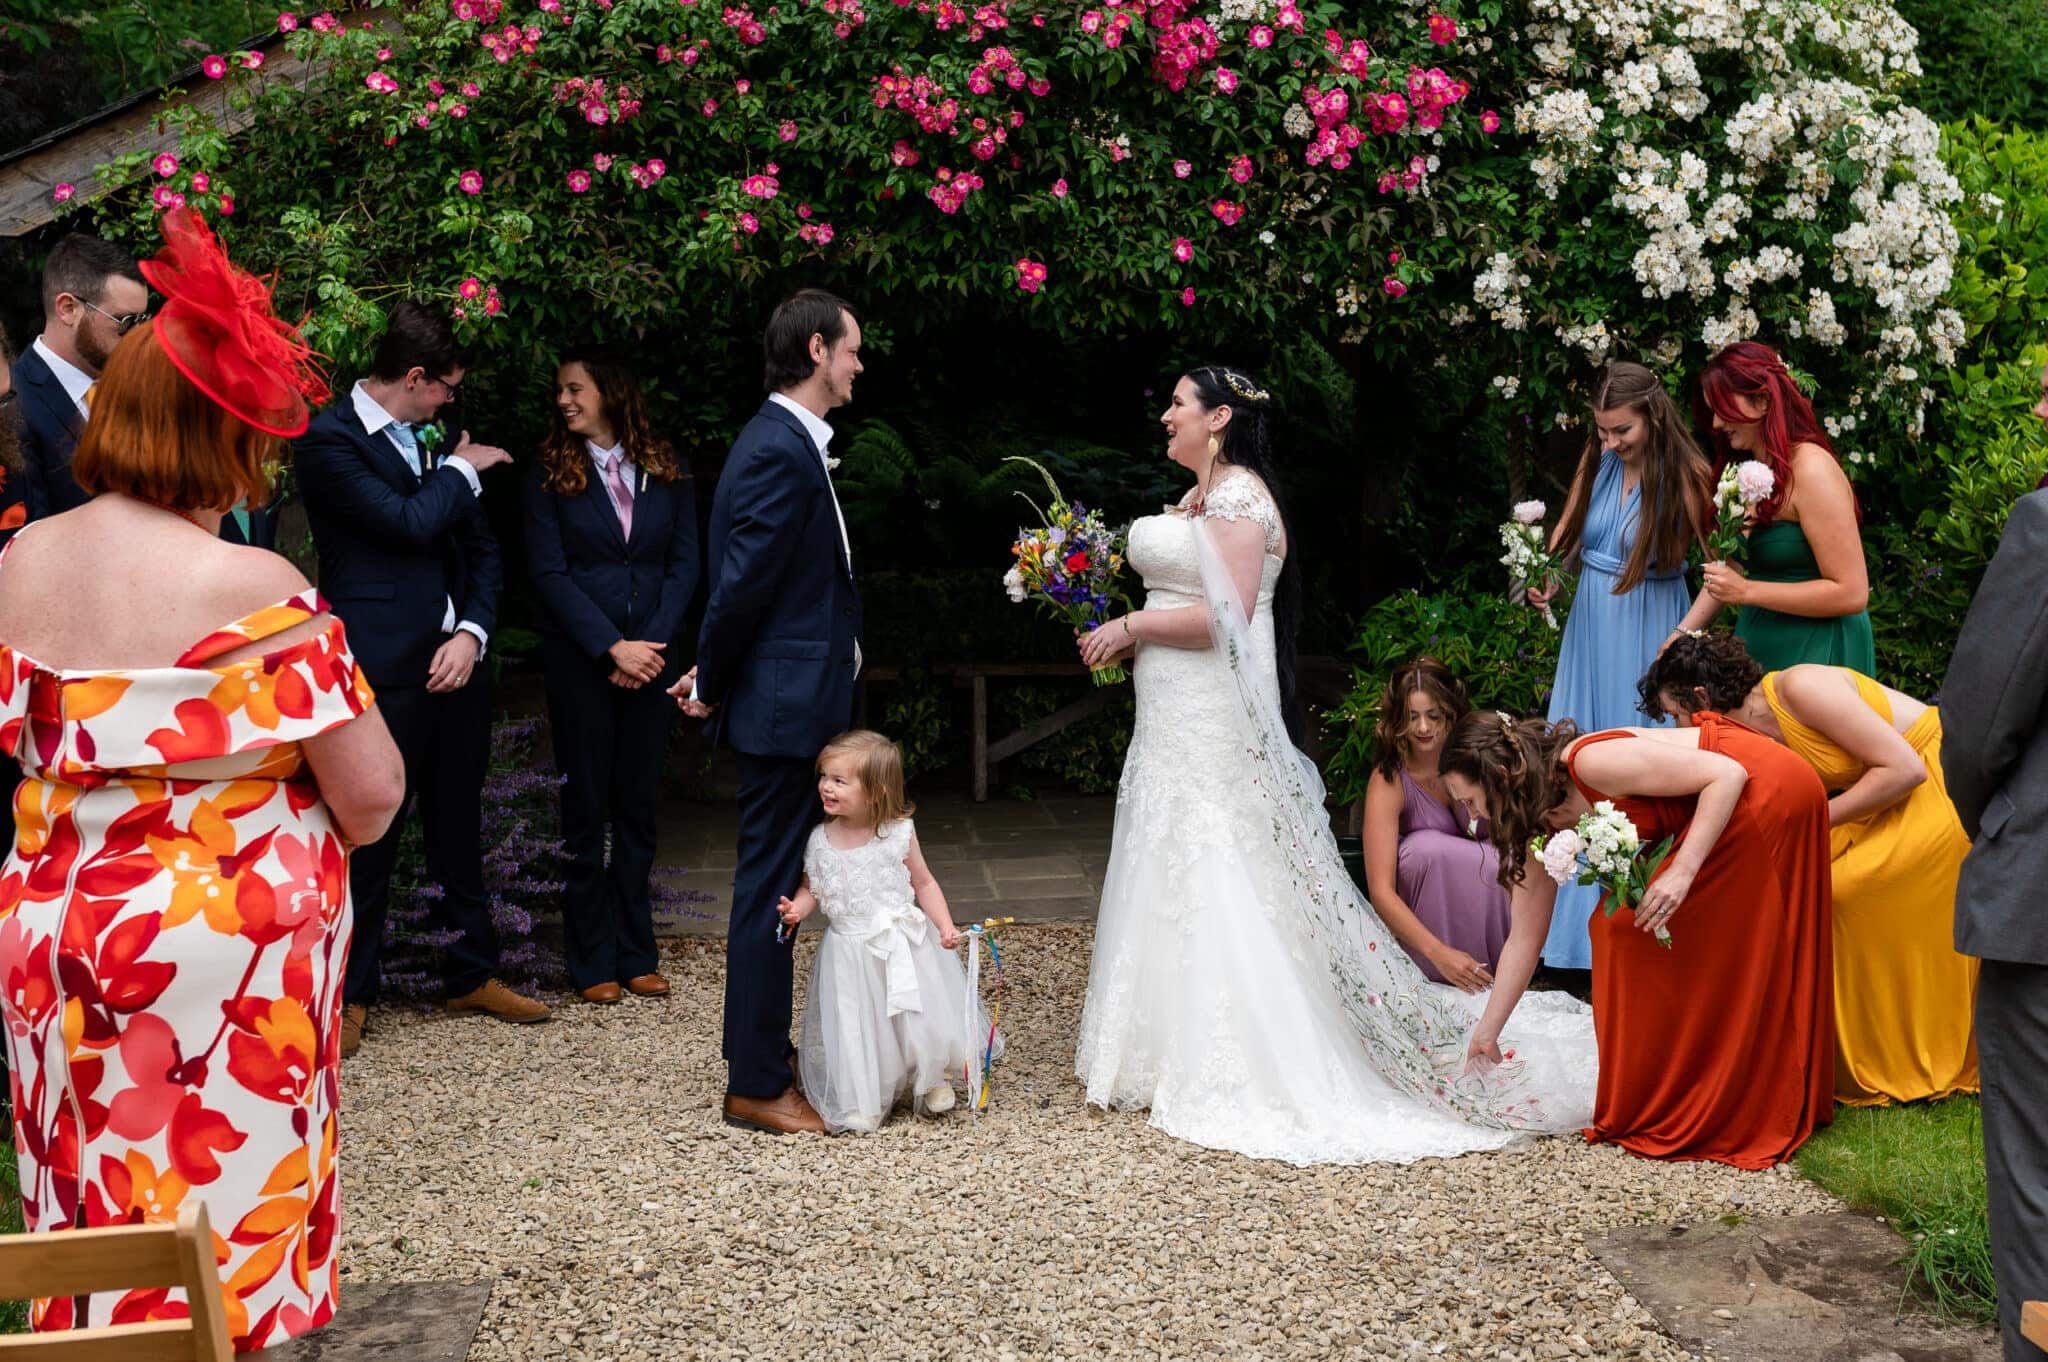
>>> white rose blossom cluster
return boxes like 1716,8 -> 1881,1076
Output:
1480,0 -> 1964,444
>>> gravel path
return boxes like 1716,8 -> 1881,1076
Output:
339,924 -> 1837,1361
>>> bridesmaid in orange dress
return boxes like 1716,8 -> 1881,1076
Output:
1441,709 -> 1834,1168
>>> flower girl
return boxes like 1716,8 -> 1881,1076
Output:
778,730 -> 996,1132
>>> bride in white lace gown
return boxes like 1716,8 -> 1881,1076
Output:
1073,366 -> 1599,1165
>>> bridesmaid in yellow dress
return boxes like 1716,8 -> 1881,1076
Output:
1639,631 -> 1978,1106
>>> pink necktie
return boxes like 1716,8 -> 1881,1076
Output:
602,455 -> 634,540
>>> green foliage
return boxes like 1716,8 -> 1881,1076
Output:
881,666 -> 955,777
1939,121 -> 2048,366
0,1131 -> 20,1334
1892,0 -> 2048,127
3,0 -> 266,91
1321,586 -> 1565,805
1795,1096 -> 1995,1322
997,683 -> 1134,794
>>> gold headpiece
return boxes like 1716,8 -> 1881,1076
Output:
1217,369 -> 1271,405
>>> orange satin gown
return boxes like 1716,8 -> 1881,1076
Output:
1569,715 -> 1835,1168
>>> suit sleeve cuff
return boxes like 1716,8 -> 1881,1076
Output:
444,456 -> 484,497
457,621 -> 490,653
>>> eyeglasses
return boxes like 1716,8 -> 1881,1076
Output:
78,298 -> 151,334
426,374 -> 463,398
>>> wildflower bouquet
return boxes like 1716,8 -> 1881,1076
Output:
1499,499 -> 1564,631
1001,456 -> 1131,687
1705,460 -> 1775,563
1531,801 -> 1677,946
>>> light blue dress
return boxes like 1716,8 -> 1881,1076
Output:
1541,451 -> 1693,968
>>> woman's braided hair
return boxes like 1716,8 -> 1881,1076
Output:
1438,711 -> 1582,889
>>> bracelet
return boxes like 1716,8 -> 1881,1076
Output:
1121,615 -> 1136,641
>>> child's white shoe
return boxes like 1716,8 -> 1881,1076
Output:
918,1083 -> 956,1116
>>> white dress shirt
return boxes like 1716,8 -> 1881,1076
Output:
31,337 -> 95,418
589,439 -> 636,507
349,381 -> 488,650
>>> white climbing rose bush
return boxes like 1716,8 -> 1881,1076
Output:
1453,0 -> 1962,456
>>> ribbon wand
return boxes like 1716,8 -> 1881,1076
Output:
962,916 -> 1013,1119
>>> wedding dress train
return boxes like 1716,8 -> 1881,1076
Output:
1075,474 -> 1599,1165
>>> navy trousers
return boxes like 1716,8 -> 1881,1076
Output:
343,679 -> 500,1005
724,751 -> 819,1098
1980,959 -> 2048,1361
543,642 -> 673,989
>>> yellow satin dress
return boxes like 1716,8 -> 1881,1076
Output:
1762,670 -> 1980,1106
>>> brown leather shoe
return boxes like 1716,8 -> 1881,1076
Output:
579,982 -> 624,1005
340,1005 -> 366,1059
625,973 -> 670,997
446,979 -> 552,1023
723,1086 -> 827,1135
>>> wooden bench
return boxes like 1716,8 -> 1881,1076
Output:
0,1201 -> 232,1360
861,661 -> 1129,801
2024,1300 -> 2046,1352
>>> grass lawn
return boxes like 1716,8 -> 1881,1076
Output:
2,1131 -> 22,1334
1795,1095 -> 1995,1322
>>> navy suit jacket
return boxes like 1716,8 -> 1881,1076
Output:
12,347 -> 90,522
293,400 -> 502,691
523,455 -> 700,670
695,400 -> 861,759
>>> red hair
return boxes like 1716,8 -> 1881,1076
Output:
71,321 -> 279,513
1694,340 -> 1854,524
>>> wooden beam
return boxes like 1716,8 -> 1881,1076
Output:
2023,1300 -> 2047,1352
0,11 -> 393,239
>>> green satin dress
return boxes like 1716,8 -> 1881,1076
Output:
1733,520 -> 1875,672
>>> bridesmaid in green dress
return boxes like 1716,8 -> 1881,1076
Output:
1669,341 -> 1873,672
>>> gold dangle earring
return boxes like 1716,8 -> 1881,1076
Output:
1206,434 -> 1221,462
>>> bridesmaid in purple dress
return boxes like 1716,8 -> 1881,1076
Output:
1361,658 -> 1511,990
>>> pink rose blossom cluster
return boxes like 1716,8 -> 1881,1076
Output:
629,159 -> 667,189
152,186 -> 188,211
1210,199 -> 1243,225
555,76 -> 642,125
722,5 -> 766,43
968,45 -> 1029,95
1398,66 -> 1470,131
1299,86 -> 1363,169
822,0 -> 865,37
872,68 -> 960,135
742,169 -> 780,198
242,50 -> 265,69
365,71 -> 400,94
891,138 -> 921,167
447,0 -> 501,21
926,166 -> 986,214
1078,9 -> 1134,48
1151,16 -> 1218,91
479,22 -> 541,62
738,212 -> 760,234
1323,30 -> 1372,80
453,281 -> 503,320
1228,154 -> 1252,184
1426,13 -> 1457,45
1014,258 -> 1047,293
309,12 -> 338,32
1375,154 -> 1431,194
798,220 -> 836,245
1382,276 -> 1407,296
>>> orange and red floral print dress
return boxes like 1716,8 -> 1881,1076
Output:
0,590 -> 374,1350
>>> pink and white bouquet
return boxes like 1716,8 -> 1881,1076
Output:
1706,460 -> 1775,562
1531,802 -> 1677,946
1499,499 -> 1564,630
1002,457 -> 1131,686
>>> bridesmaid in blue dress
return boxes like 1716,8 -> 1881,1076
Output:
1526,362 -> 1714,968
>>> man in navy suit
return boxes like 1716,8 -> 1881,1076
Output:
674,289 -> 864,1134
295,301 -> 550,1057
13,235 -> 147,522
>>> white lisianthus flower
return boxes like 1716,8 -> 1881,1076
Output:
1002,566 -> 1026,603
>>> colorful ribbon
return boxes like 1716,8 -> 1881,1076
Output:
963,917 -> 1012,1118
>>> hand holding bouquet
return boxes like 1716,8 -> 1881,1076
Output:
1705,460 -> 1774,563
1001,457 -> 1132,686
1531,801 -> 1678,946
1499,499 -> 1565,631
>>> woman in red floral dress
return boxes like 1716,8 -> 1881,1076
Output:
0,208 -> 404,1351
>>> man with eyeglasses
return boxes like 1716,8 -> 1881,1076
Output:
11,234 -> 148,522
295,299 -> 549,1055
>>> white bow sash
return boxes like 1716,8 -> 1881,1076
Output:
846,907 -> 930,1017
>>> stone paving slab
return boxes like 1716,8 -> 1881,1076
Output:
655,791 -> 1113,938
1591,1212 -> 1999,1362
265,1281 -> 493,1361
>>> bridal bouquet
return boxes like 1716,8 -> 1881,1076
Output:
1531,802 -> 1678,946
1001,457 -> 1131,686
1705,460 -> 1775,563
1499,499 -> 1564,631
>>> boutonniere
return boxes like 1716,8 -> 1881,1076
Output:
416,421 -> 446,468
638,467 -> 649,494
825,456 -> 841,472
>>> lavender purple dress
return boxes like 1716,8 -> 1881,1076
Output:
1394,769 -> 1512,982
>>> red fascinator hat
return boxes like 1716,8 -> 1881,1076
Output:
139,207 -> 329,438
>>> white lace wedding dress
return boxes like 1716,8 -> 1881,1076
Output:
1075,473 -> 1599,1165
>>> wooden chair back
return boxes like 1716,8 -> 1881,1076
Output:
0,1201 -> 232,1361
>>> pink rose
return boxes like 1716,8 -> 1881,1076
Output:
1229,154 -> 1252,184
241,50 -> 265,68
277,11 -> 299,31
780,120 -> 798,141
1172,237 -> 1193,263
1249,24 -> 1272,46
593,153 -> 613,171
1014,258 -> 1048,293
202,55 -> 228,79
1382,276 -> 1407,297
1180,286 -> 1196,306
1173,159 -> 1192,178
52,183 -> 76,203
1427,12 -> 1457,44
567,169 -> 591,192
192,172 -> 211,192
739,211 -> 760,233
219,194 -> 235,215
1480,109 -> 1501,133
460,276 -> 483,300
1052,178 -> 1068,198
1213,67 -> 1238,93
153,152 -> 179,177
702,97 -> 719,116
459,169 -> 484,194
1210,199 -> 1243,225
